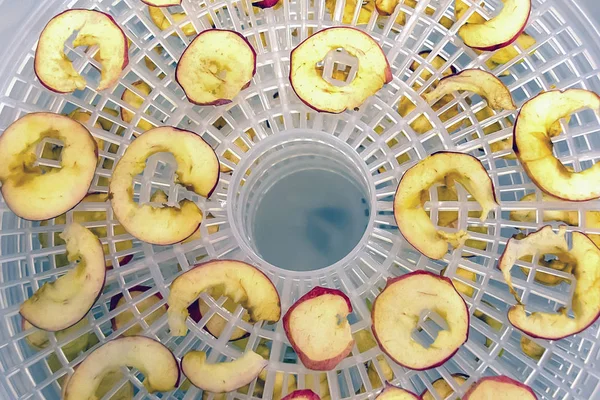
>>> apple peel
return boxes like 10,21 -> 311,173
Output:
458,0 -> 532,51
167,260 -> 280,336
463,376 -> 537,400
109,126 -> 219,245
290,27 -> 392,113
182,350 -> 266,393
423,69 -> 516,111
282,389 -> 321,400
499,225 -> 600,340
513,89 -> 600,201
20,223 -> 106,332
0,112 -> 98,221
283,286 -> 354,371
63,336 -> 179,399
35,9 -> 128,93
394,152 -> 498,260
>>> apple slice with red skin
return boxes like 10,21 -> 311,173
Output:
110,286 -> 167,336
20,223 -> 106,331
498,225 -> 600,340
513,89 -> 600,201
283,286 -> 354,371
63,336 -> 179,399
458,0 -> 532,51
252,0 -> 280,8
35,9 -> 128,93
423,69 -> 516,111
376,384 -> 420,399
290,27 -> 392,113
110,126 -> 219,245
372,271 -> 469,371
177,30 -> 256,105
463,376 -> 537,400
393,152 -> 497,260
142,0 -> 181,6
182,350 -> 267,393
0,113 -> 98,221
282,389 -> 321,400
167,260 -> 281,336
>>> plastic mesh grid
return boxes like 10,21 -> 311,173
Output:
0,0 -> 599,398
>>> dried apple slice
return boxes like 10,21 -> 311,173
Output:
110,286 -> 167,336
143,0 -> 181,6
283,287 -> 354,371
198,288 -> 251,340
0,113 -> 97,220
20,223 -> 105,331
520,336 -> 545,360
376,385 -> 419,399
393,152 -> 497,260
290,27 -> 392,113
63,336 -> 179,399
182,350 -> 266,393
423,69 -> 516,111
35,10 -> 128,93
167,260 -> 280,336
458,0 -> 531,51
421,374 -> 471,400
39,193 -> 134,269
253,0 -> 280,8
22,318 -> 93,361
464,376 -> 536,400
121,80 -> 155,132
499,226 -> 600,339
372,271 -> 469,370
177,30 -> 256,105
514,89 -> 600,201
283,389 -> 321,400
110,127 -> 219,245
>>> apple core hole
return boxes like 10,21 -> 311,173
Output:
318,48 -> 359,87
36,138 -> 64,171
411,310 -> 449,349
228,131 -> 375,273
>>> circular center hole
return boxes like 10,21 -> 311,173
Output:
228,131 -> 373,271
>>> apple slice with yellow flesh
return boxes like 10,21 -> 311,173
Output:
35,10 -> 128,93
110,286 -> 167,336
20,223 -> 105,331
39,193 -> 134,269
198,287 -> 251,340
177,30 -> 256,105
458,0 -> 531,51
290,27 -> 392,113
393,152 -> 497,260
513,89 -> 600,201
0,113 -> 98,220
22,318 -> 93,360
464,376 -> 537,400
423,69 -> 516,112
421,374 -> 471,400
282,389 -> 321,400
499,225 -> 600,339
121,80 -> 155,132
371,271 -> 469,370
142,0 -> 181,6
182,350 -> 266,393
520,336 -> 545,360
283,287 -> 354,371
376,385 -> 419,399
63,336 -> 179,399
109,126 -> 219,245
168,260 -> 280,336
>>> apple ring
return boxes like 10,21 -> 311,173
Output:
372,271 -> 469,370
35,10 -> 128,93
109,127 -> 219,245
0,113 -> 98,220
290,27 -> 392,113
499,225 -> 600,339
514,89 -> 600,201
394,152 -> 497,260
